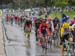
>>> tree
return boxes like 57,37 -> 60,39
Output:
54,0 -> 68,8
2,0 -> 13,4
68,0 -> 75,6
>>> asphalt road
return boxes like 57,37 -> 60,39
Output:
3,21 -> 62,56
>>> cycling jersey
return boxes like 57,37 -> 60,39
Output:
25,20 -> 32,27
35,19 -> 41,29
53,18 -> 60,28
24,20 -> 32,32
60,27 -> 70,38
39,23 -> 50,37
61,17 -> 67,24
39,24 -> 48,33
48,20 -> 54,32
6,15 -> 11,21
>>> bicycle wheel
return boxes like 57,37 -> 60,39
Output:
25,32 -> 31,48
42,36 -> 48,54
27,32 -> 31,48
27,32 -> 30,40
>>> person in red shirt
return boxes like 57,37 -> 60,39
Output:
6,14 -> 11,22
15,16 -> 21,25
38,19 -> 51,49
14,16 -> 18,24
39,19 -> 50,36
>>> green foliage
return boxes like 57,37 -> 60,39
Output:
50,11 -> 75,19
68,0 -> 75,6
54,0 -> 68,8
2,0 -> 75,8
2,0 -> 13,4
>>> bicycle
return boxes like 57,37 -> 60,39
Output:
60,30 -> 74,56
48,34 -> 53,50
73,43 -> 75,56
25,31 -> 31,48
53,30 -> 59,47
24,27 -> 31,48
64,40 -> 74,56
63,32 -> 74,56
53,24 -> 60,47
40,33 -> 48,54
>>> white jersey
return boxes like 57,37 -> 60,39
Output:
47,20 -> 54,32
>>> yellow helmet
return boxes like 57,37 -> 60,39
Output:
62,23 -> 69,28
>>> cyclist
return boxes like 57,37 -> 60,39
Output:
46,18 -> 55,48
6,14 -> 9,22
14,15 -> 18,24
53,17 -> 60,47
35,18 -> 41,41
70,17 -> 75,26
53,17 -> 60,40
38,19 -> 50,49
47,18 -> 54,35
61,14 -> 66,24
72,24 -> 75,42
24,17 -> 32,41
6,14 -> 11,23
72,24 -> 75,53
10,14 -> 14,25
53,17 -> 60,29
20,16 -> 25,27
60,23 -> 73,56
61,14 -> 70,26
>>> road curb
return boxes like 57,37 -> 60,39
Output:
2,19 -> 8,56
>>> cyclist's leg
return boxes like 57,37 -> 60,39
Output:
43,34 -> 49,54
53,32 -> 56,47
60,43 -> 65,56
35,28 -> 38,41
25,31 -> 30,47
25,32 -> 28,41
45,34 -> 49,48
40,33 -> 46,49
49,34 -> 53,49
28,31 -> 31,40
61,36 -> 67,56
24,31 -> 28,47
28,32 -> 31,47
55,31 -> 59,47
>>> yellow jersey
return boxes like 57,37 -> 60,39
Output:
60,26 -> 74,38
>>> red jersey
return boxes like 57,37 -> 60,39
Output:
39,23 -> 48,33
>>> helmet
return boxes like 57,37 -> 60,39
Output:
72,24 -> 75,28
48,19 -> 52,21
66,16 -> 69,18
66,16 -> 69,19
41,18 -> 46,24
48,16 -> 52,21
62,23 -> 69,28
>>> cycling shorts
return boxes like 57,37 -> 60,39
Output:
41,30 -> 47,37
60,33 -> 69,48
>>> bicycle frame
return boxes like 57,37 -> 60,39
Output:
64,40 -> 74,56
25,31 -> 31,48
25,32 -> 31,40
40,34 -> 48,53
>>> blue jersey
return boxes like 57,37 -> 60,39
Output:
62,18 -> 67,23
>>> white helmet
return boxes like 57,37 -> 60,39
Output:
72,24 -> 75,28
